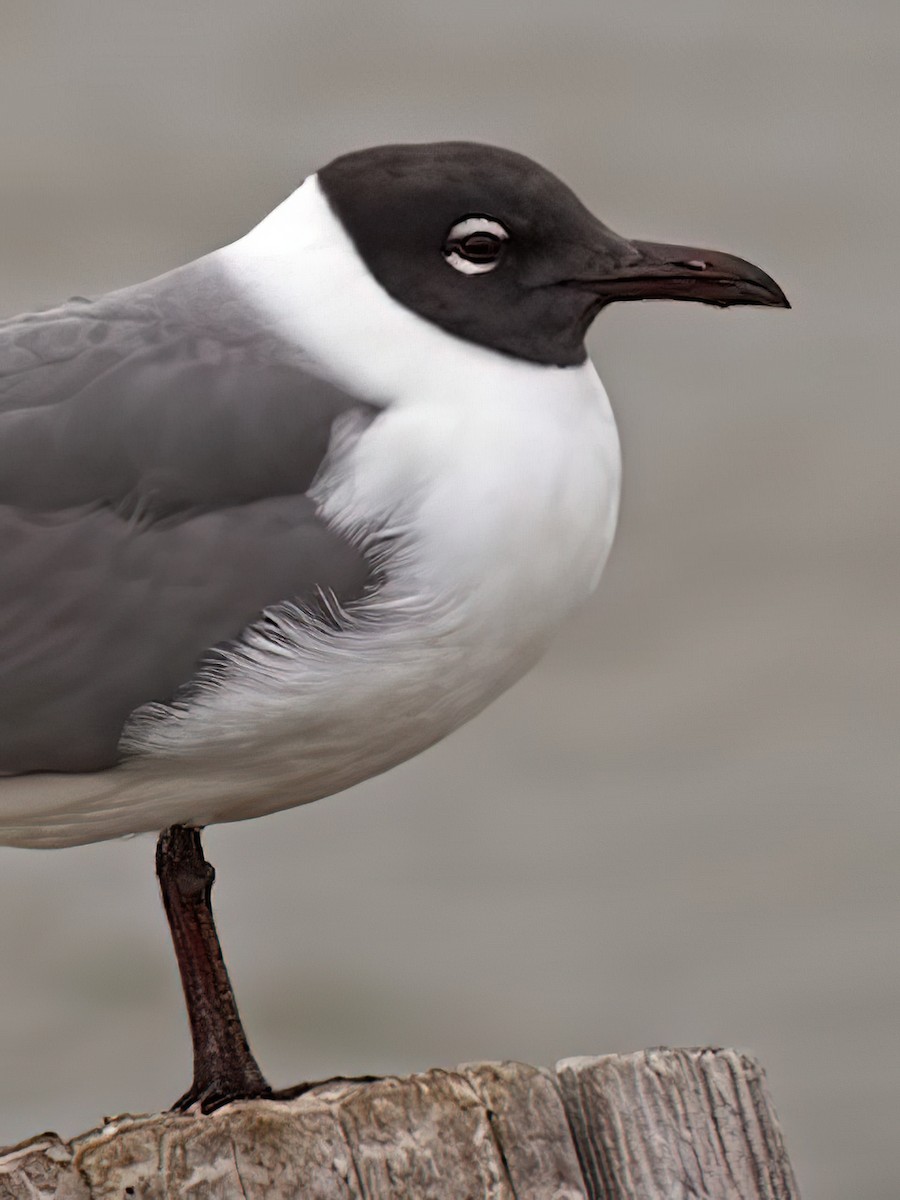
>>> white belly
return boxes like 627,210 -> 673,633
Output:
0,358 -> 619,848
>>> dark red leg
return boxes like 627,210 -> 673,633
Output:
156,825 -> 271,1112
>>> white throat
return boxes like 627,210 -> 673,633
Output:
217,174 -> 588,407
216,170 -> 622,627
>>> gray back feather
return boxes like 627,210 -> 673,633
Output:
0,259 -> 378,772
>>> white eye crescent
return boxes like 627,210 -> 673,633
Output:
443,216 -> 509,275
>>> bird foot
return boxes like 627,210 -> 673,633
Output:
157,826 -> 272,1116
171,1076 -> 273,1115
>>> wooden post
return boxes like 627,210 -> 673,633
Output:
558,1048 -> 801,1200
0,1048 -> 800,1199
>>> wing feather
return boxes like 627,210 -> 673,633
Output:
0,262 -> 377,772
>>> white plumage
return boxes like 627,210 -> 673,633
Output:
0,174 -> 620,847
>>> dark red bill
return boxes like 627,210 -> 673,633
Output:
580,239 -> 790,309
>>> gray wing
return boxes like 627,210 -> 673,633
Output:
0,261 -> 376,773
0,257 -> 367,511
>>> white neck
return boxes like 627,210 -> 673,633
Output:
216,174 -> 584,407
218,170 -> 622,615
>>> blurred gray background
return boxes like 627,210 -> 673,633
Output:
0,2 -> 897,1196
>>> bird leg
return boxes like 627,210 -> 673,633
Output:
156,824 -> 272,1112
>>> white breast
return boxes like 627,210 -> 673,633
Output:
111,357 -> 620,834
0,177 -> 620,847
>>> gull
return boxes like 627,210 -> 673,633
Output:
0,142 -> 788,1109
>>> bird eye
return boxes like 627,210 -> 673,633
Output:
443,216 -> 509,275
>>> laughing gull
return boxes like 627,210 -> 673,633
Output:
0,141 -> 788,1109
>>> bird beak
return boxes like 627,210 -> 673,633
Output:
579,239 -> 790,310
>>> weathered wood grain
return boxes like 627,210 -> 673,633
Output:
460,1061 -> 587,1199
0,1133 -> 89,1200
325,1070 -> 513,1199
0,1051 -> 799,1199
557,1048 -> 800,1200
72,1092 -> 364,1200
